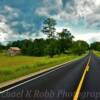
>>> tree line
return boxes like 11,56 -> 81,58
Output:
0,18 -> 100,57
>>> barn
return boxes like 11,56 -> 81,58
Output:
7,47 -> 21,56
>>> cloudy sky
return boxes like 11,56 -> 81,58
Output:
0,0 -> 100,44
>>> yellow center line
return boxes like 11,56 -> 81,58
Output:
73,56 -> 91,100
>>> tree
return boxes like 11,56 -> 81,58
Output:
42,18 -> 56,39
71,40 -> 89,55
90,42 -> 100,51
42,18 -> 57,57
58,29 -> 74,53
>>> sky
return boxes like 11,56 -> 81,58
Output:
0,0 -> 100,44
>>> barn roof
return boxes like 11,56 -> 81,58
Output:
9,47 -> 21,51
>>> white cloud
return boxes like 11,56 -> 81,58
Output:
56,26 -> 71,33
0,15 -> 14,34
0,17 -> 37,44
0,14 -> 18,43
35,7 -> 49,17
4,5 -> 13,12
35,0 -> 62,17
0,5 -> 34,44
3,5 -> 20,18
56,25 -> 100,43
94,0 -> 100,6
74,32 -> 100,43
0,33 -> 7,43
0,5 -> 21,39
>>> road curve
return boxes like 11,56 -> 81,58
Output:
0,53 -> 92,100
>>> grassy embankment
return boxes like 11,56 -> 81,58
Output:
0,53 -> 87,83
93,51 -> 100,56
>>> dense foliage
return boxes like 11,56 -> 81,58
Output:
71,40 -> 89,55
90,42 -> 100,51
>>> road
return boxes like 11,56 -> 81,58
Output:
0,52 -> 100,100
79,53 -> 100,100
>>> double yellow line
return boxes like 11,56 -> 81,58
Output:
73,56 -> 91,100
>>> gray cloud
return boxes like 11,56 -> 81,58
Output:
36,0 -> 100,28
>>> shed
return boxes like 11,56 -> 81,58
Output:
7,47 -> 21,56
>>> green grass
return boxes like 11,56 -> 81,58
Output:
93,51 -> 100,56
0,53 -> 87,83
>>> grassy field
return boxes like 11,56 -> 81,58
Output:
0,53 -> 87,83
93,51 -> 100,56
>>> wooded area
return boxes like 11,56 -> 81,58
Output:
0,18 -> 100,57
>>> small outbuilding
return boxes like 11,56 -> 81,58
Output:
7,47 -> 21,56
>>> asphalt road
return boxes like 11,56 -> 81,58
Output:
0,52 -> 100,100
79,53 -> 100,100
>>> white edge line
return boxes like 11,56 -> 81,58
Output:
0,58 -> 81,94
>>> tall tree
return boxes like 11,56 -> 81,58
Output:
42,18 -> 56,39
42,18 -> 57,57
